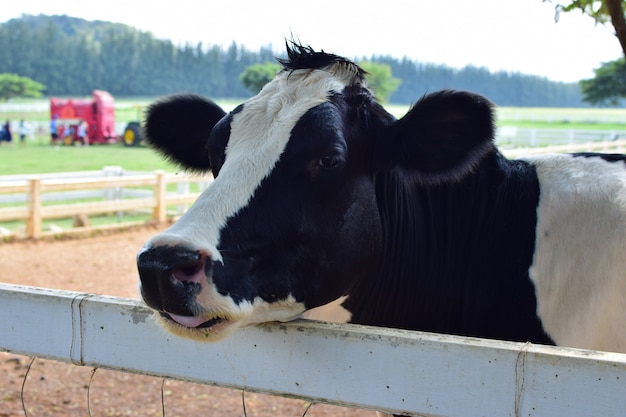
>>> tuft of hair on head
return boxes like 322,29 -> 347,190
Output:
276,39 -> 366,84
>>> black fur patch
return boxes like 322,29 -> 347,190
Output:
277,41 -> 366,83
572,152 -> 626,165
345,153 -> 554,345
143,94 -> 226,171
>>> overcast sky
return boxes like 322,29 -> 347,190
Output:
2,0 -> 623,82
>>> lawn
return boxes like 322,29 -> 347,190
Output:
387,103 -> 626,128
3,98 -> 626,176
2,98 -> 626,236
497,120 -> 626,131
0,97 -> 239,175
0,139 -> 174,175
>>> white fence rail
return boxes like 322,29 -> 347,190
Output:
503,138 -> 626,157
496,108 -> 626,124
496,127 -> 626,147
0,283 -> 624,417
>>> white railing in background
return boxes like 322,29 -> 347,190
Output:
496,127 -> 626,147
0,283 -> 624,417
503,138 -> 626,157
496,108 -> 626,124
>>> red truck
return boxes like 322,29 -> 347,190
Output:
50,90 -> 142,146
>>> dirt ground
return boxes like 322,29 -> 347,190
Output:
0,225 -> 376,417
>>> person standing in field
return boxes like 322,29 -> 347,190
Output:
64,124 -> 75,144
77,120 -> 89,146
50,114 -> 60,145
18,120 -> 30,146
1,120 -> 12,145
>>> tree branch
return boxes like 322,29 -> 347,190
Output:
605,0 -> 626,57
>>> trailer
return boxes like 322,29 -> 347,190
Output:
50,90 -> 142,146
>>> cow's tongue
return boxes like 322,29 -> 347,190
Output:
168,313 -> 208,328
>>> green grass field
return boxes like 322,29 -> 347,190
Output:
2,98 -> 626,235
2,99 -> 626,175
386,104 -> 626,127
0,98 -> 240,175
0,140 -> 174,175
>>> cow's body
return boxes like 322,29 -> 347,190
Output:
137,43 -> 626,355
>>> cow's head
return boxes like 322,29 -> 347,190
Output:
137,43 -> 495,341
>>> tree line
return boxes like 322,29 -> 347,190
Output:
0,14 -> 586,107
375,56 -> 585,106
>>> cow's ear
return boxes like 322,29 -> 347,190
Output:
143,94 -> 226,171
379,90 -> 496,184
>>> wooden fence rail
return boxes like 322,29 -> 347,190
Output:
1,140 -> 625,239
0,170 -> 210,238
0,283 -> 624,417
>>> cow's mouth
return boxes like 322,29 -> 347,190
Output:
154,311 -> 239,342
163,312 -> 225,328
163,313 -> 224,329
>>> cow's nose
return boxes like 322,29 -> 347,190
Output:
137,244 -> 209,313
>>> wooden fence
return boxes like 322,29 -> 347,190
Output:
0,168 -> 210,238
1,140 -> 625,239
0,283 -> 624,417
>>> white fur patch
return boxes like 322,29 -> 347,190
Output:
148,64 -> 360,259
159,290 -> 306,343
302,296 -> 352,323
144,63 -> 362,331
524,154 -> 626,353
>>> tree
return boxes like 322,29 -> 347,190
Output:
579,58 -> 626,104
239,62 -> 281,94
549,0 -> 626,56
358,61 -> 401,102
548,1 -> 626,104
0,15 -> 588,105
0,73 -> 45,101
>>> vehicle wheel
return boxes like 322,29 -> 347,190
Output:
123,122 -> 142,147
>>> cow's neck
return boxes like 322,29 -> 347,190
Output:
344,152 -> 554,344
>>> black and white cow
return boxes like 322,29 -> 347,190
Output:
137,43 -> 626,354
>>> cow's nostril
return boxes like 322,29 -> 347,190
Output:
172,257 -> 207,284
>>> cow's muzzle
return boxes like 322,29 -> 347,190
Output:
137,244 -> 210,316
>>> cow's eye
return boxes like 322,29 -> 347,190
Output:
318,154 -> 342,170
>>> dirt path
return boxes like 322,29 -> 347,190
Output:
0,225 -> 374,417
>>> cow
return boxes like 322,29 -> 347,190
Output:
137,43 -> 626,357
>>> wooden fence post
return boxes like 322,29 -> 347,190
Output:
153,170 -> 166,222
25,177 -> 42,238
